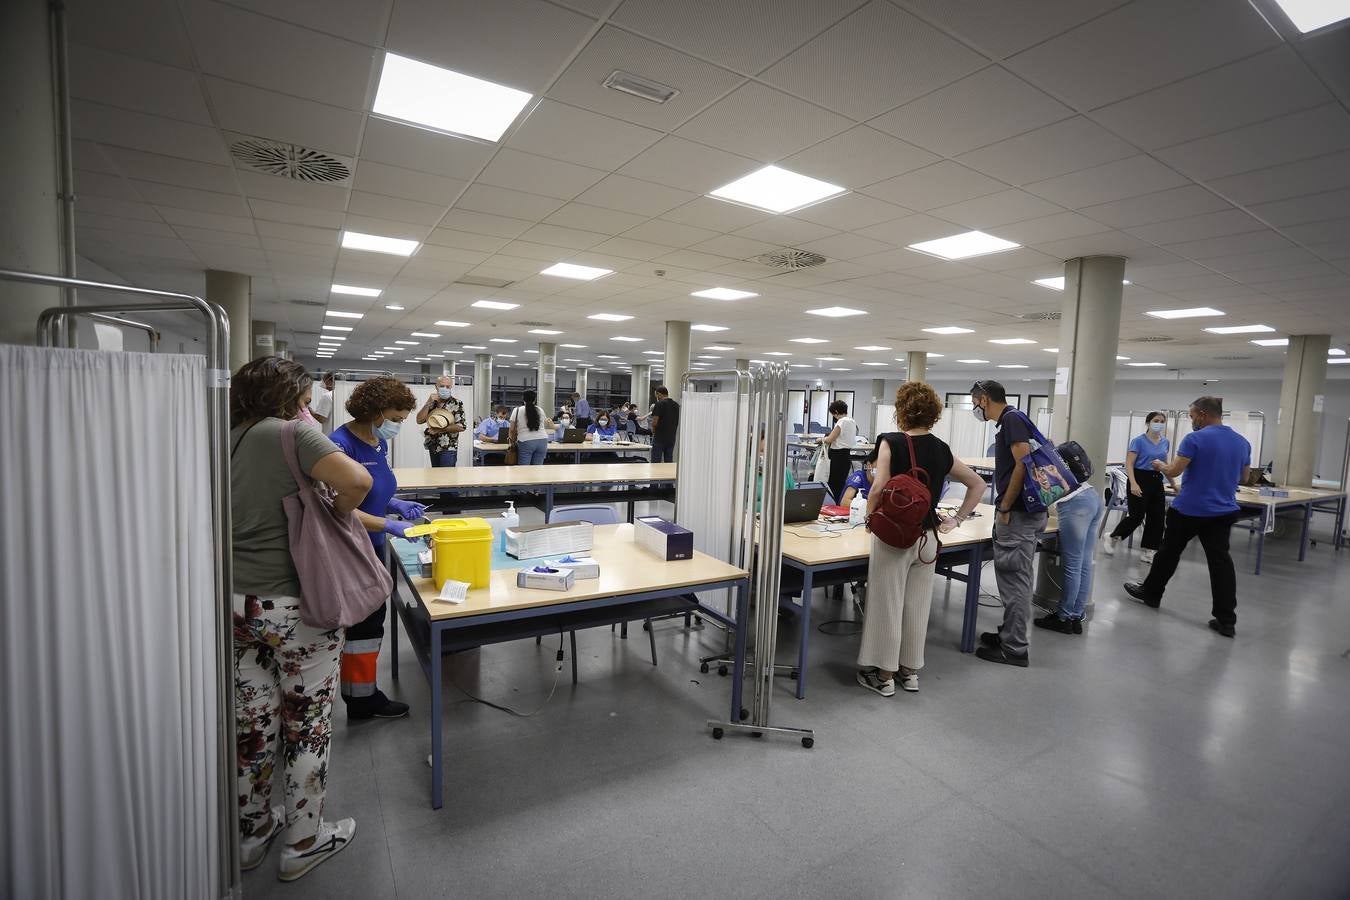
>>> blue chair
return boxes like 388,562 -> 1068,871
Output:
544,504 -> 659,677
793,423 -> 804,434
808,422 -> 827,434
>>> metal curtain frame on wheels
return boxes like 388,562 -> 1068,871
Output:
2,268 -> 240,900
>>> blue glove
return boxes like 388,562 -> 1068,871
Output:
388,498 -> 426,521
383,518 -> 412,539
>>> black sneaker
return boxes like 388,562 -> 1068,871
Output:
979,631 -> 1002,649
1207,618 -> 1235,638
1123,582 -> 1161,608
1072,619 -> 1083,634
347,690 -> 410,721
975,645 -> 1029,667
1033,613 -> 1075,634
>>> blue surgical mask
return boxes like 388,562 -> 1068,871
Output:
437,387 -> 452,400
375,417 -> 401,441
1149,422 -> 1165,435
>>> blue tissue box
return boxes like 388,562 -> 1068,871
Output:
634,516 -> 694,561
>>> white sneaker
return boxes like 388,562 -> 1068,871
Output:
898,668 -> 919,693
279,818 -> 355,882
856,669 -> 896,697
1101,535 -> 1120,557
240,805 -> 283,871
1140,549 -> 1155,565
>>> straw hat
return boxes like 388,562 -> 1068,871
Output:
427,410 -> 452,429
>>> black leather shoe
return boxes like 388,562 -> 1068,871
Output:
1123,582 -> 1161,608
347,690 -> 410,721
1034,613 -> 1075,634
1207,618 -> 1235,638
979,631 -> 1001,649
975,645 -> 1029,667
1072,619 -> 1083,634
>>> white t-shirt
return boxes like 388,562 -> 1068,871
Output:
310,387 -> 335,433
832,416 -> 858,449
511,405 -> 552,442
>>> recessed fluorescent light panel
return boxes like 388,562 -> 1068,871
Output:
462,345 -> 486,349
956,359 -> 989,364
587,313 -> 632,322
763,351 -> 792,357
489,338 -> 516,343
540,262 -> 613,280
322,325 -> 353,332
861,362 -> 887,366
989,338 -> 1037,345
1251,338 -> 1289,347
1329,348 -> 1346,356
1271,0 -> 1350,32
373,52 -> 532,142
471,299 -> 519,310
528,328 -> 563,335
1330,358 -> 1350,365
385,304 -> 404,311
326,310 -> 364,319
394,340 -> 418,346
611,336 -> 642,342
642,350 -> 664,356
705,345 -> 733,351
692,287 -> 758,300
1128,362 -> 1167,367
854,345 -> 890,352
603,69 -> 679,104
1145,307 -> 1225,319
1033,277 -> 1065,291
341,230 -> 419,257
708,165 -> 847,214
332,284 -> 381,297
1116,356 -> 1130,361
789,337 -> 829,344
317,335 -> 346,341
410,332 -> 440,338
1204,324 -> 1275,335
560,343 -> 587,349
1042,348 -> 1059,353
997,364 -> 1029,369
690,324 -> 728,332
805,306 -> 867,318
830,368 -> 851,372
908,231 -> 1019,260
922,326 -> 974,335
435,320 -> 469,328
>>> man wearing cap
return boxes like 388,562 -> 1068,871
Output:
416,375 -> 465,468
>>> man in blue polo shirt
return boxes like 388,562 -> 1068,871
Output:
1125,396 -> 1250,637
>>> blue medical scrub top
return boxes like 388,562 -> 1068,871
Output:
1128,433 -> 1169,470
587,421 -> 617,439
330,424 -> 397,549
844,468 -> 871,499
1172,425 -> 1249,517
475,418 -> 502,439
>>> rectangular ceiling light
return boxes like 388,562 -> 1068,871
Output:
705,345 -> 733,351
1251,338 -> 1289,346
321,324 -> 353,332
1033,277 -> 1065,290
988,337 -> 1037,345
789,337 -> 829,344
611,336 -> 642,342
997,364 -> 1029,369
332,284 -> 382,297
326,310 -> 364,319
540,262 -> 613,280
1330,358 -> 1350,364
373,52 -> 532,142
815,356 -> 844,362
471,299 -> 519,310
1127,362 -> 1167,367
317,335 -> 346,341
908,230 -> 1020,260
692,287 -> 758,300
385,304 -> 405,310
923,326 -> 974,335
708,165 -> 847,214
463,344 -> 486,349
603,70 -> 679,104
1272,0 -> 1350,32
763,351 -> 792,356
956,358 -> 989,364
830,367 -> 851,372
587,313 -> 632,322
854,345 -> 890,351
561,344 -> 587,349
496,353 -> 517,358
861,361 -> 888,366
435,320 -> 469,328
642,350 -> 664,356
596,354 -> 620,359
1042,348 -> 1060,353
690,324 -> 728,332
1145,307 -> 1225,319
1328,348 -> 1345,356
394,340 -> 419,346
489,338 -> 516,343
697,355 -> 722,360
410,331 -> 440,338
1116,356 -> 1130,361
805,306 -> 867,318
1204,324 -> 1275,335
528,328 -> 563,335
341,230 -> 419,256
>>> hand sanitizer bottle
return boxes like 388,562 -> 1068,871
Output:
849,491 -> 867,526
500,501 -> 519,551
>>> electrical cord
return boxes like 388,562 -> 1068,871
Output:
445,631 -> 566,718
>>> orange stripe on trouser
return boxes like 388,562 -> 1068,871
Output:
340,638 -> 381,698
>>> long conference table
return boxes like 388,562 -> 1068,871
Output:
393,462 -> 676,519
472,439 -> 651,464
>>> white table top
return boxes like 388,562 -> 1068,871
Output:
474,440 -> 649,453
393,462 -> 676,490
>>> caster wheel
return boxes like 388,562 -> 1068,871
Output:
789,670 -> 798,680
717,665 -> 728,677
740,708 -> 749,721
711,727 -> 724,740
643,622 -> 651,631
695,615 -> 703,626
751,731 -> 763,739
699,662 -> 710,674
802,737 -> 814,749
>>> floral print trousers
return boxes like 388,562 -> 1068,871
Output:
233,593 -> 343,845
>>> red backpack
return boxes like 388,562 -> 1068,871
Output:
866,432 -> 940,562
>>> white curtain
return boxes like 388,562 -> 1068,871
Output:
676,392 -> 748,617
1,346 -> 218,899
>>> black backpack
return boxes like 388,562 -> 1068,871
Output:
1056,440 -> 1094,483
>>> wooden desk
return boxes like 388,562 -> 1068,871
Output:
385,523 -> 750,809
393,462 -> 676,518
1230,486 -> 1346,573
473,439 -> 651,463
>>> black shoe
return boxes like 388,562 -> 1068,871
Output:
347,690 -> 410,721
1072,618 -> 1083,634
1123,582 -> 1161,608
975,645 -> 1029,667
1207,619 -> 1235,638
1034,613 -> 1075,634
979,631 -> 1001,649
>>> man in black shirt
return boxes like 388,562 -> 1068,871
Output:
649,385 -> 679,463
971,380 -> 1046,668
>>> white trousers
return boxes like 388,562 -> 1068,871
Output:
856,534 -> 936,674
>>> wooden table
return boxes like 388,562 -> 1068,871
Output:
473,439 -> 651,464
393,462 -> 676,518
778,504 -> 1059,698
385,523 -> 750,808
1229,486 -> 1346,573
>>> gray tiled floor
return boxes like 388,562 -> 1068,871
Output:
242,507 -> 1350,899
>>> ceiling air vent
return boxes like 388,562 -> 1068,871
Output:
455,275 -> 515,289
1018,311 -> 1061,321
289,299 -> 326,307
603,70 -> 679,104
753,248 -> 827,270
1125,335 -> 1175,343
516,321 -> 553,327
1213,355 -> 1252,360
231,138 -> 351,183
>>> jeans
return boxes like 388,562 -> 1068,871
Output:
517,438 -> 549,465
429,448 -> 457,467
992,509 -> 1048,655
651,441 -> 674,464
1141,507 -> 1240,626
1054,486 -> 1104,620
1110,468 -> 1166,549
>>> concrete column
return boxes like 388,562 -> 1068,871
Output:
574,367 -> 588,399
1273,334 -> 1330,487
206,270 -> 251,371
441,359 -> 454,378
663,320 -> 690,401
0,0 -> 63,346
251,319 -> 275,359
537,341 -> 557,413
735,357 -> 750,371
1049,256 -> 1126,489
906,351 -> 927,382
473,353 -> 492,419
631,363 -> 651,411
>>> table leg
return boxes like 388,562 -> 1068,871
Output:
730,581 -> 748,722
961,543 -> 984,653
430,623 -> 444,810
545,485 -> 554,519
1255,512 -> 1266,575
1299,502 -> 1312,561
796,567 -> 813,700
387,546 -> 399,682
1338,497 -> 1347,551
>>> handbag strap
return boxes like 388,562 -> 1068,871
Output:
279,419 -> 316,497
230,419 -> 261,458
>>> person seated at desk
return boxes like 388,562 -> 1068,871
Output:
552,412 -> 574,441
474,406 -> 509,440
585,413 -> 618,442
755,429 -> 797,507
839,456 -> 876,507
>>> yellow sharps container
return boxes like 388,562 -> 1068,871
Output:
404,518 -> 493,589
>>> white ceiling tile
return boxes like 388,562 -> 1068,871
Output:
72,140 -> 119,174
249,198 -> 347,229
516,224 -> 609,250
255,220 -> 339,246
994,211 -> 1112,245
75,214 -> 177,238
544,203 -> 649,236
131,181 -> 250,216
171,225 -> 262,248
760,1 -> 986,120
1158,105 -> 1350,181
217,0 -> 394,46
928,189 -> 1065,230
1164,229 -> 1295,261
899,0 -> 1123,58
1206,150 -> 1350,207
73,170 -> 143,202
1282,218 -> 1350,247
855,213 -> 968,248
733,217 -> 838,246
798,232 -> 896,261
782,126 -> 938,190
98,146 -> 238,194
660,197 -> 771,232
439,209 -> 534,239
1250,189 -> 1350,228
386,0 -> 595,93
1078,185 -> 1235,229
72,100 -> 228,164
156,207 -> 256,235
347,190 -> 448,226
688,234 -> 782,260
352,161 -> 466,205
869,65 -> 1072,158
476,148 -> 608,200
583,237 -> 678,262
205,78 -> 364,157
455,184 -> 567,220
547,26 -> 744,131
235,170 -> 350,211
1028,231 -> 1151,260
507,100 -> 664,170
655,248 -> 744,270
859,161 -> 1007,210
618,137 -> 758,194
610,0 -> 867,73
1192,246 -> 1316,273
1091,47 -> 1331,151
956,117 -> 1136,186
69,44 -> 211,125
1005,0 -> 1280,109
1025,155 -> 1189,208
621,220 -> 721,248
359,117 -> 495,180
339,215 -> 431,243
1124,209 -> 1266,245
789,193 -> 909,230
674,82 -> 852,162
423,228 -> 512,254
66,0 -> 195,68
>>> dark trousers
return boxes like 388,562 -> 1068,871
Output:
341,587 -> 387,706
827,448 -> 852,505
1110,469 -> 1166,549
651,441 -> 674,463
1141,507 -> 1239,625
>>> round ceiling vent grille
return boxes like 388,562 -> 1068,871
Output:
231,139 -> 351,183
1018,311 -> 1061,321
753,248 -> 827,269
1125,335 -> 1175,343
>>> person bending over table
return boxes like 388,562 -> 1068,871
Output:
330,377 -> 425,720
857,382 -> 984,697
511,389 -> 554,465
840,455 -> 877,507
416,375 -> 465,468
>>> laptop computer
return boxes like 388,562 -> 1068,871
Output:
783,487 -> 827,524
562,427 -> 584,443
492,430 -> 509,444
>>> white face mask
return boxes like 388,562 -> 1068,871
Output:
560,418 -> 572,427
598,419 -> 609,428
1149,422 -> 1165,435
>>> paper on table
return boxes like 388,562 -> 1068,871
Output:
437,580 -> 470,604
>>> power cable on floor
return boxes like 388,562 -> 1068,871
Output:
445,632 -> 566,718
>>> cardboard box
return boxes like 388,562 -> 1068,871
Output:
548,555 -> 600,579
634,516 -> 694,561
505,521 -> 594,559
516,566 -> 575,591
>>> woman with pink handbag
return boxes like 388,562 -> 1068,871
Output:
230,357 -> 374,881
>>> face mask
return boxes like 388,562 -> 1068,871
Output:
375,417 -> 401,441
1149,422 -> 1165,435
437,387 -> 452,400
972,403 -> 987,423
561,418 -> 572,427
598,420 -> 609,428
